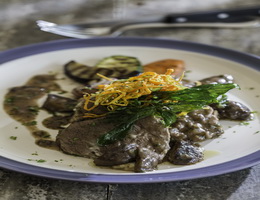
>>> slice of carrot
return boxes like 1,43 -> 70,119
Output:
143,59 -> 185,76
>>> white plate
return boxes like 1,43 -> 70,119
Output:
0,37 -> 259,183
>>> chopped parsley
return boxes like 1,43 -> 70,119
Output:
36,159 -> 46,163
31,152 -> 38,156
28,106 -> 40,115
27,159 -> 46,163
23,121 -> 37,126
9,136 -> 17,140
58,91 -> 68,94
4,97 -> 15,104
240,121 -> 250,126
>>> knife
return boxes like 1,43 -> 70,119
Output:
163,6 -> 260,23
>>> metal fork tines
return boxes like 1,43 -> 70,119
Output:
36,20 -> 112,38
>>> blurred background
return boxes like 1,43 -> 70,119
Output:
0,0 -> 259,54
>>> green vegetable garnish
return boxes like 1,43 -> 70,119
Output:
97,83 -> 238,145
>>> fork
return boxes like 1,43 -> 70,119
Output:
36,7 -> 260,38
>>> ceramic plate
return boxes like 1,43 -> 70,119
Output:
0,38 -> 259,183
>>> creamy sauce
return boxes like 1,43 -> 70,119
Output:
4,86 -> 45,123
3,75 -> 64,150
26,75 -> 62,91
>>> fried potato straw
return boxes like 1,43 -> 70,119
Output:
83,69 -> 185,116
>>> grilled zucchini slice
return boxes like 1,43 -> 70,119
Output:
64,61 -> 100,83
64,58 -> 140,84
95,55 -> 142,72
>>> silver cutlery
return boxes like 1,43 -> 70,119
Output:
36,7 -> 260,38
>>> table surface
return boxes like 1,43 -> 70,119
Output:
0,0 -> 260,199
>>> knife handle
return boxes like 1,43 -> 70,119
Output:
164,7 -> 260,23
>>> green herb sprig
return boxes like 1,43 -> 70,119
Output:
97,83 -> 238,146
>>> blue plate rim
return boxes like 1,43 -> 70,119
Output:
0,37 -> 259,70
0,37 -> 259,183
0,149 -> 259,183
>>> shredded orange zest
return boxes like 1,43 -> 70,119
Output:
83,69 -> 185,116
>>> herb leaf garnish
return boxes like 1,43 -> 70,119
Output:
97,83 -> 238,145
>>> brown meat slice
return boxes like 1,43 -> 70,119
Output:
70,99 -> 108,123
94,116 -> 170,172
56,116 -> 170,172
72,86 -> 98,99
42,94 -> 77,113
56,118 -> 114,158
